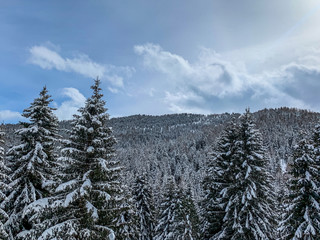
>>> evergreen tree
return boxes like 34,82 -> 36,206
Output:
37,78 -> 121,240
133,175 -> 156,240
183,187 -> 200,240
155,177 -> 198,240
280,132 -> 320,239
3,87 -> 59,239
214,109 -> 275,240
313,124 -> 320,149
112,185 -> 139,240
201,119 -> 239,239
0,126 -> 10,239
275,171 -> 289,239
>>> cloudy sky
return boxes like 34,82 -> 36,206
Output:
1,0 -> 320,122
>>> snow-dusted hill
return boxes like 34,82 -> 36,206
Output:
3,108 -> 320,201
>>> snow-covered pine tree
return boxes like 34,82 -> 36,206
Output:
155,177 -> 198,240
3,86 -> 59,239
201,118 -> 239,239
0,126 -> 10,239
313,124 -> 320,148
215,109 -> 275,240
37,78 -> 121,240
133,175 -> 156,240
274,170 -> 289,239
112,185 -> 139,240
155,177 -> 181,240
280,132 -> 320,239
183,187 -> 200,240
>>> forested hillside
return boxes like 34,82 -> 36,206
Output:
4,108 -> 319,203
3,102 -> 320,239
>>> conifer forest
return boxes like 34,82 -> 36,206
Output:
0,78 -> 319,239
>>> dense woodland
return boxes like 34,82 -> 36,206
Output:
1,79 -> 320,239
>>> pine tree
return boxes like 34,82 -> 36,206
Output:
155,177 -> 198,240
275,171 -> 289,239
280,132 -> 320,239
3,87 -> 59,239
201,119 -> 239,239
37,78 -> 122,240
133,175 -> 156,240
214,109 -> 275,240
0,126 -> 10,239
112,185 -> 139,240
182,187 -> 200,240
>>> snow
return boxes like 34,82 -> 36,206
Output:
97,190 -> 111,201
80,179 -> 92,196
245,166 -> 251,179
86,201 -> 98,220
42,179 -> 56,189
23,198 -> 49,217
99,158 -> 108,171
82,170 -> 92,181
280,159 -> 287,173
87,146 -> 94,153
38,220 -> 77,240
64,190 -> 78,207
56,179 -> 78,193
108,232 -> 116,240
305,171 -> 311,181
16,230 -> 29,238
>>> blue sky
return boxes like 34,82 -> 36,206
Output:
1,0 -> 320,122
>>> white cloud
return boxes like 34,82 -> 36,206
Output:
134,43 -> 320,113
108,87 -> 119,93
134,44 -> 192,77
0,110 -> 23,122
55,88 -> 86,121
29,44 -> 135,88
134,43 -> 246,98
135,43 -> 254,112
164,91 -> 209,114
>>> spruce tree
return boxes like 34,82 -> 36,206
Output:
313,124 -> 320,149
275,171 -> 289,239
155,177 -> 198,240
214,109 -> 275,240
37,78 -> 122,240
280,133 -> 320,239
112,186 -> 139,240
133,175 -> 156,240
3,87 -> 59,239
0,126 -> 10,239
201,119 -> 239,239
182,187 -> 200,240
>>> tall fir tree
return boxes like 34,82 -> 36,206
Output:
313,124 -> 320,150
280,132 -> 320,239
133,175 -> 156,240
201,119 -> 239,239
274,171 -> 289,239
36,78 -> 124,240
214,109 -> 275,240
3,87 -> 59,239
183,187 -> 200,240
155,177 -> 198,240
112,185 -> 139,240
0,126 -> 10,239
